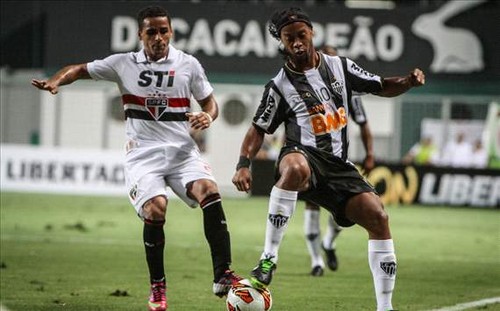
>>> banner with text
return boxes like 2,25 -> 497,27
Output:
251,160 -> 500,208
1,1 -> 498,81
1,144 -> 126,196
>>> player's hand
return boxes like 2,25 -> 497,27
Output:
232,168 -> 252,193
362,155 -> 375,175
409,68 -> 425,87
31,79 -> 59,94
186,111 -> 212,130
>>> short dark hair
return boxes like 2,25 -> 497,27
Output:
268,7 -> 313,40
137,6 -> 171,30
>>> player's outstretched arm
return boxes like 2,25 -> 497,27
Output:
232,125 -> 265,193
378,68 -> 425,98
31,63 -> 90,94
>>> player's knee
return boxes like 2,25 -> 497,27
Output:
188,179 -> 219,203
283,161 -> 308,178
142,196 -> 167,221
365,209 -> 390,238
278,162 -> 310,190
371,208 -> 389,228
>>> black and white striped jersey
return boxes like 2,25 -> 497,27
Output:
253,52 -> 381,161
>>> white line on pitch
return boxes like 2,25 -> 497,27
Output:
427,297 -> 500,311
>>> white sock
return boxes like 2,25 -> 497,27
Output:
368,239 -> 397,311
322,214 -> 342,250
304,209 -> 324,268
261,186 -> 297,263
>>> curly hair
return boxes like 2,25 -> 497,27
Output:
268,7 -> 313,40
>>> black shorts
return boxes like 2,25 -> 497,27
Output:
277,145 -> 376,227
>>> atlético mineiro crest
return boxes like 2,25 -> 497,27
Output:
331,81 -> 344,96
380,261 -> 397,276
145,93 -> 169,120
268,213 -> 289,229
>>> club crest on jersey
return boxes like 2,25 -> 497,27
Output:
331,81 -> 344,96
145,95 -> 169,120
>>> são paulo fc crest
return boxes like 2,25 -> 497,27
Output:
145,96 -> 169,120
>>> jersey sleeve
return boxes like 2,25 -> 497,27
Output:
252,81 -> 287,134
348,95 -> 367,125
189,57 -> 213,101
342,57 -> 383,94
87,54 -> 122,82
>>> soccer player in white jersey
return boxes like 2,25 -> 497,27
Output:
232,7 -> 425,311
304,46 -> 375,277
32,6 -> 241,311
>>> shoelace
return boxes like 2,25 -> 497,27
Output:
260,260 -> 275,273
219,270 -> 241,284
151,283 -> 165,301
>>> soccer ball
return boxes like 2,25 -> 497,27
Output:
226,279 -> 272,311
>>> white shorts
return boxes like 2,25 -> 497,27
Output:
124,142 -> 216,219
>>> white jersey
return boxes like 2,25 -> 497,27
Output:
87,46 -> 215,212
87,45 -> 213,150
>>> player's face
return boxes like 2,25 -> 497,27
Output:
139,16 -> 173,61
280,22 -> 315,65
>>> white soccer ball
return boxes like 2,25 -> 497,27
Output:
226,279 -> 272,311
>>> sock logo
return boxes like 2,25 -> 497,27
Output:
380,261 -> 397,276
268,214 -> 289,228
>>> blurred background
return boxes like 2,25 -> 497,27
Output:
1,0 -> 499,207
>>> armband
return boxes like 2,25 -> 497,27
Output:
236,156 -> 251,170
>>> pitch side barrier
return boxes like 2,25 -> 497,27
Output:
251,160 -> 500,209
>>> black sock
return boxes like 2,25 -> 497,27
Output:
201,193 -> 231,281
143,221 -> 165,283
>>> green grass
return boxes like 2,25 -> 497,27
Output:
0,192 -> 499,311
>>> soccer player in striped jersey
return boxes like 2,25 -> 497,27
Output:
32,6 -> 241,311
304,46 -> 375,277
232,7 -> 425,311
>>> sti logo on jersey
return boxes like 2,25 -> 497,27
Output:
145,95 -> 169,120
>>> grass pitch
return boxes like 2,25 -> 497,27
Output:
0,192 -> 499,311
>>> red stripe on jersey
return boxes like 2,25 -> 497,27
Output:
122,94 -> 190,108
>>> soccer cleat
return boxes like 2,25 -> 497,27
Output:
250,258 -> 277,289
323,246 -> 338,271
213,269 -> 243,297
148,281 -> 167,311
310,265 -> 324,277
